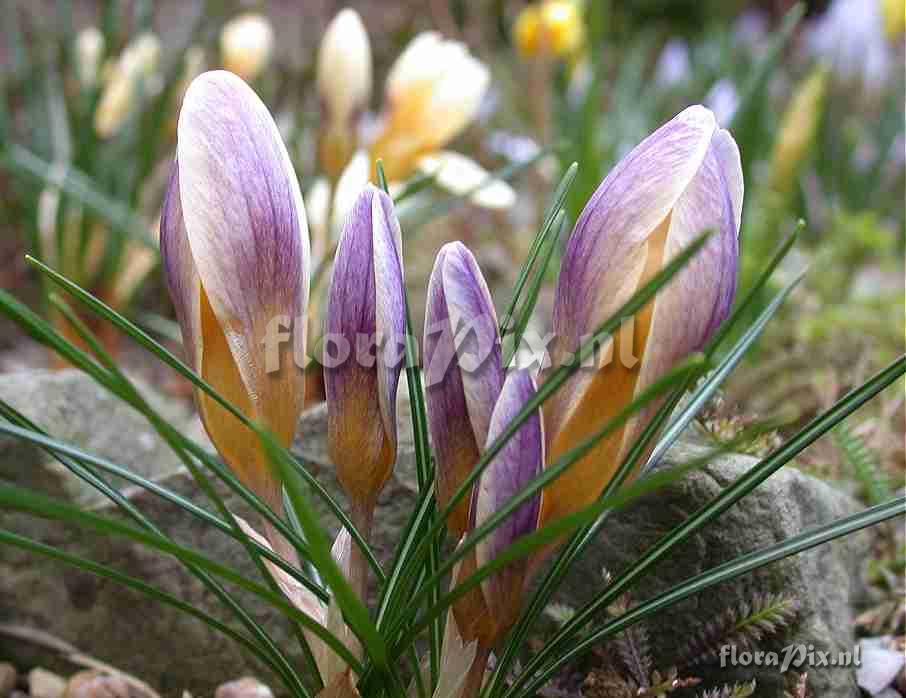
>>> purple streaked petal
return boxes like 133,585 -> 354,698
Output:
627,128 -> 741,446
442,243 -> 503,446
548,105 -> 717,439
325,186 -> 403,501
424,242 -> 503,535
160,164 -> 201,374
372,189 -> 406,452
553,105 -> 717,353
475,369 -> 543,614
176,70 -> 309,403
425,245 -> 474,532
711,128 -> 744,234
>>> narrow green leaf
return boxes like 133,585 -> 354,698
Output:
388,355 -> 706,647
0,528 -> 291,679
0,415 -> 326,602
504,354 -> 906,696
261,435 -> 385,674
518,497 -> 905,695
390,231 -> 714,611
0,482 -> 361,675
485,268 -> 802,696
396,435 -> 754,657
643,266 -> 805,473
503,210 -> 567,366
45,290 -> 324,682
0,144 -> 156,248
21,258 -> 383,579
499,161 -> 578,337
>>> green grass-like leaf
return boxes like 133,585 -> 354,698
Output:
503,353 -> 906,696
519,496 -> 905,695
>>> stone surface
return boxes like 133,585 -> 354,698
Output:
0,370 -> 205,507
28,669 -> 65,698
0,370 -> 871,698
551,436 -> 871,698
0,662 -> 17,697
0,371 -> 418,696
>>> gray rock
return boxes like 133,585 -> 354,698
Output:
0,370 -> 417,696
0,370 -> 871,698
552,437 -> 870,698
0,370 -> 203,508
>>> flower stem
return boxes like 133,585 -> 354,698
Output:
461,646 -> 491,698
348,499 -> 374,608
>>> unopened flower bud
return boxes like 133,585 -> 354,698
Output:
220,13 -> 274,82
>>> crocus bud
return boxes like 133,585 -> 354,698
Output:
514,0 -> 585,59
220,13 -> 274,83
473,369 -> 543,642
317,9 -> 372,179
94,33 -> 161,138
450,368 -> 543,698
324,186 -> 406,509
75,26 -> 104,89
418,152 -> 517,210
424,242 -> 504,536
160,71 -> 309,514
540,105 -> 742,530
370,33 -> 489,181
769,67 -> 828,195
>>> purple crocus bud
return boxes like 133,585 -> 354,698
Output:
451,369 -> 543,652
160,70 -> 309,514
324,185 -> 406,510
541,104 -> 743,530
474,369 -> 543,639
424,242 -> 504,536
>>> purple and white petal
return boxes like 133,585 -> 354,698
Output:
425,245 -> 474,531
372,188 -> 406,453
475,369 -> 543,611
626,129 -> 741,447
548,105 -> 717,439
160,165 -> 202,374
424,242 -> 503,535
711,128 -> 744,234
177,70 -> 309,400
325,186 -> 379,405
325,186 -> 402,502
552,105 -> 717,355
442,242 -> 504,446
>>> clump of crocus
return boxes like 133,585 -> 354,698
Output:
160,70 -> 309,552
429,106 -> 742,698
369,32 -> 491,182
324,184 -> 406,599
94,32 -> 161,138
539,104 -> 742,531
769,66 -> 829,195
513,0 -> 585,60
220,12 -> 274,83
424,242 -> 504,536
317,9 -> 372,180
311,8 -> 512,216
